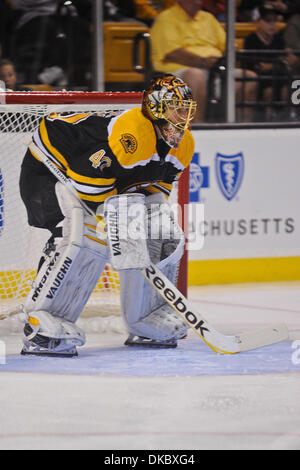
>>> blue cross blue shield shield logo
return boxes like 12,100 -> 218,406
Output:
215,152 -> 244,201
0,169 -> 3,236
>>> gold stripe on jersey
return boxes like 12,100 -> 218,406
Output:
119,180 -> 172,197
71,180 -> 115,196
152,181 -> 173,194
120,180 -> 156,194
32,127 -> 66,171
39,119 -> 69,171
145,187 -> 170,198
108,107 -> 195,171
47,113 -> 91,124
144,186 -> 167,195
108,108 -> 157,169
29,145 -> 66,174
67,168 -> 116,187
77,188 -> 117,203
145,182 -> 173,197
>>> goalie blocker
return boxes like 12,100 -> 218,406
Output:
104,193 -> 189,347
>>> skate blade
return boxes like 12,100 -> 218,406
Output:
124,335 -> 177,348
21,348 -> 78,358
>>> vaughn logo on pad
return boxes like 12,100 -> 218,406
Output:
107,210 -> 121,257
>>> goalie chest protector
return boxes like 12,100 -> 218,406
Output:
28,107 -> 195,210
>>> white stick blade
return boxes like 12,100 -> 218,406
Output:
236,324 -> 289,352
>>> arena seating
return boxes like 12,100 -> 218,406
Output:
103,22 -> 286,85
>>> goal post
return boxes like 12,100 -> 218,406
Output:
0,91 -> 189,318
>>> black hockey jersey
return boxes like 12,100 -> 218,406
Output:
29,107 -> 195,211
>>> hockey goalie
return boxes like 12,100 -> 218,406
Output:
19,74 -> 197,356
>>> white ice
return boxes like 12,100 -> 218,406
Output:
0,281 -> 300,450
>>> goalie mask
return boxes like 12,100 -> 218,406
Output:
142,75 -> 197,148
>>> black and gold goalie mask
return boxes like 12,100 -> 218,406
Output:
142,75 -> 197,148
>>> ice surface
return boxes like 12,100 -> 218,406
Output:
0,282 -> 299,450
0,338 -> 298,376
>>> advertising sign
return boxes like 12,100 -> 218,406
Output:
189,128 -> 300,261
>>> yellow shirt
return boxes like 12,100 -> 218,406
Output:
151,3 -> 226,73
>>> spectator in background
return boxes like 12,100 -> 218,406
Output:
151,0 -> 257,122
239,0 -> 289,21
283,0 -> 300,75
103,1 -> 175,26
1,1 -> 17,58
103,0 -> 137,21
134,0 -> 175,26
9,0 -> 91,88
202,0 -> 227,21
244,4 -> 285,58
0,58 -> 33,91
244,3 -> 295,119
134,0 -> 238,23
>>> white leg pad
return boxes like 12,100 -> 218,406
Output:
24,183 -> 109,323
25,310 -> 86,346
125,304 -> 188,342
119,194 -> 188,341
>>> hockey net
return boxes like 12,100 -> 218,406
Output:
0,92 -> 189,324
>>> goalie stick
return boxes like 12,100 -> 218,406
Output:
140,264 -> 288,353
18,139 -> 288,354
104,195 -> 289,354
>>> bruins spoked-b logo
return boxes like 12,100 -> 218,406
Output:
215,152 -> 244,201
120,133 -> 138,154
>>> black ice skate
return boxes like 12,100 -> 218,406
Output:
21,324 -> 78,357
124,334 -> 177,348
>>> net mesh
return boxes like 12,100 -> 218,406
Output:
0,97 -> 183,323
0,102 -> 134,319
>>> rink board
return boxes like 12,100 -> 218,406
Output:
188,256 -> 300,285
188,127 -> 300,284
0,126 -> 300,286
